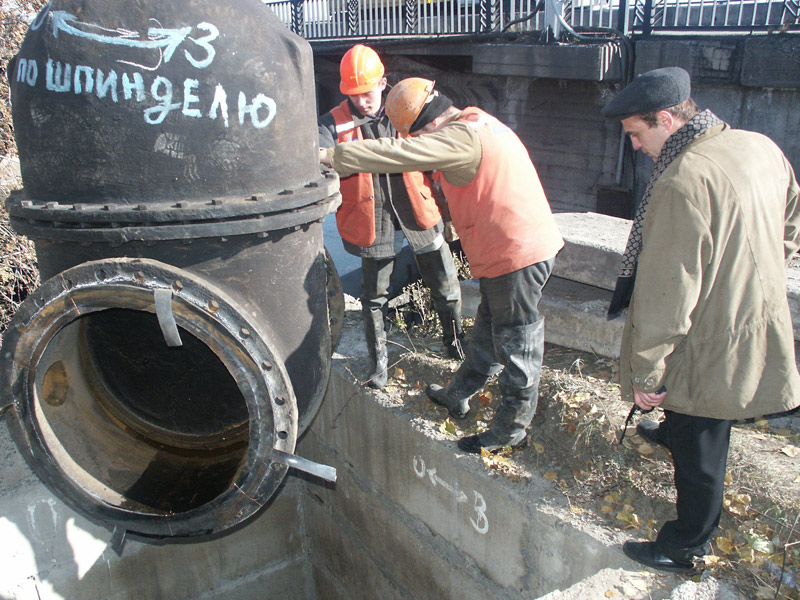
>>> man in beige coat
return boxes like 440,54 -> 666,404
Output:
602,67 -> 800,572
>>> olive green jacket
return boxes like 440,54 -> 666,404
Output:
620,124 -> 800,419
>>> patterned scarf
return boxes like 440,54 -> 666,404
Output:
607,109 -> 724,318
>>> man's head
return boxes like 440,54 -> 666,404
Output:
602,67 -> 699,161
339,44 -> 387,117
385,78 -> 454,137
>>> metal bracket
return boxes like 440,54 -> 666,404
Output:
153,288 -> 182,347
272,449 -> 337,483
110,526 -> 127,556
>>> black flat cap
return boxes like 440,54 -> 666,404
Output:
601,67 -> 691,119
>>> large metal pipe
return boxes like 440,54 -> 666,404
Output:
1,0 -> 341,539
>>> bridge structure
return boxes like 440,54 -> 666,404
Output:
265,0 -> 800,41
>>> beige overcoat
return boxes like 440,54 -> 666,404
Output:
620,124 -> 800,420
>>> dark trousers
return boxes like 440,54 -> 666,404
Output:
360,243 -> 460,320
459,259 -> 553,438
655,410 -> 734,561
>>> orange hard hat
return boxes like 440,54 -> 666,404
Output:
339,45 -> 385,95
385,77 -> 435,137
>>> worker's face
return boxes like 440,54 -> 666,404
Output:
347,77 -> 388,118
621,113 -> 673,161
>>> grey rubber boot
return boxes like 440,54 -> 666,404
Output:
426,369 -> 489,420
458,318 -> 545,453
363,309 -> 388,389
426,309 -> 498,418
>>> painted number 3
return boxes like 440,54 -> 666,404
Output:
470,491 -> 488,534
413,456 -> 488,534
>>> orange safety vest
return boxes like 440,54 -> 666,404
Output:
330,101 -> 440,247
433,107 -> 564,279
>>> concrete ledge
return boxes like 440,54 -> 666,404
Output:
551,211 -> 800,343
553,212 -> 629,292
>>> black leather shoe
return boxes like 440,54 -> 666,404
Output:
457,433 -> 528,454
622,541 -> 694,573
426,384 -> 469,420
635,420 -> 669,450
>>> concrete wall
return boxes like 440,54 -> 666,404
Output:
295,370 -> 638,599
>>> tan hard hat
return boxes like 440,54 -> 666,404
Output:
384,77 -> 435,137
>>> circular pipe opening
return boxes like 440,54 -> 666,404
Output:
3,258 -> 297,537
35,308 -> 250,514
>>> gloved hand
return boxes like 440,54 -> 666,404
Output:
319,148 -> 332,167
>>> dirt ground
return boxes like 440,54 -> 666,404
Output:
338,304 -> 800,599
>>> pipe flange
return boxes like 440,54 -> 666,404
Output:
1,257 -> 299,537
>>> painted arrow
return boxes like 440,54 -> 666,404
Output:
51,11 -> 192,63
426,467 -> 468,503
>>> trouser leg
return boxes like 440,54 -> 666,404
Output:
655,410 -> 733,561
459,259 -> 552,451
426,305 -> 499,417
415,243 -> 464,358
360,257 -> 394,389
488,317 -> 545,443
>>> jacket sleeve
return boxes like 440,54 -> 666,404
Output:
317,112 -> 337,148
626,183 -> 712,392
784,158 -> 800,263
329,123 -> 480,184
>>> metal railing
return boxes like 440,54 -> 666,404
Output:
264,0 -> 799,38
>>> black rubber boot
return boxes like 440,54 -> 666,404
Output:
458,318 -> 545,454
363,309 -> 388,389
426,368 -> 489,420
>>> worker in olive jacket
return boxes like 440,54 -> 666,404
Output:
321,78 -> 564,454
602,67 -> 800,573
319,46 -> 464,389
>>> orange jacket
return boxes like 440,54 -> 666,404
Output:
330,101 -> 440,247
433,107 -> 563,279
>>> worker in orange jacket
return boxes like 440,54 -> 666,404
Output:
318,46 -> 464,389
321,78 -> 563,453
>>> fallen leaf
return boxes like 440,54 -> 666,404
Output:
570,505 -> 584,515
716,536 -> 735,555
779,445 -> 799,457
543,472 -> 557,481
702,555 -> 721,568
393,367 -> 406,382
604,590 -> 616,598
534,442 -> 545,454
743,531 -> 773,555
600,504 -> 614,514
754,418 -> 769,429
440,419 -> 457,435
